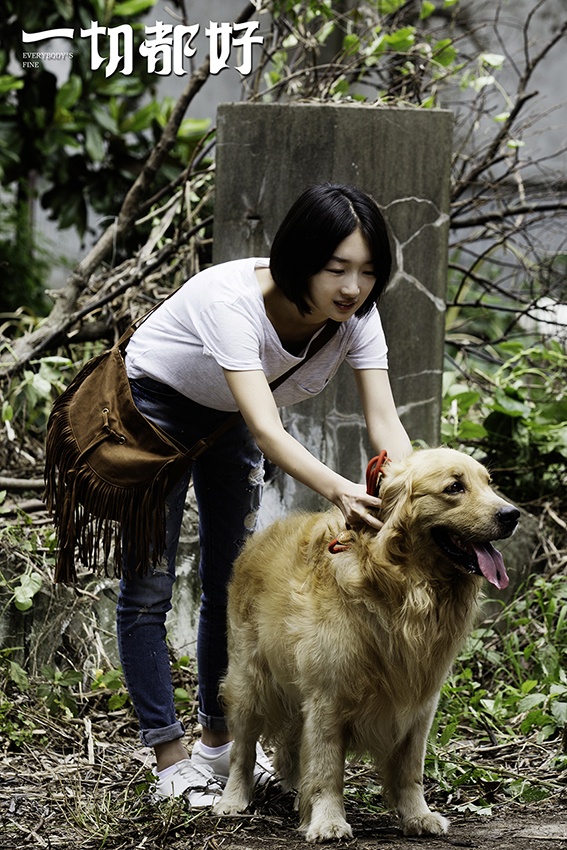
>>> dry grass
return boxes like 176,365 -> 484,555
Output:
1,686 -> 567,850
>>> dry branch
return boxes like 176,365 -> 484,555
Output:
0,2 -> 257,379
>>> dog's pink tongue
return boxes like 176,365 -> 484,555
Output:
473,543 -> 509,590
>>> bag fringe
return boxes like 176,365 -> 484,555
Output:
44,359 -> 174,584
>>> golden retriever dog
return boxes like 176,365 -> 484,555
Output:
214,448 -> 519,842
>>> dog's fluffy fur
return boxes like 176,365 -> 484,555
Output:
214,448 -> 519,842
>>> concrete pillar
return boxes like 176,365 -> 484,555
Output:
213,102 -> 453,513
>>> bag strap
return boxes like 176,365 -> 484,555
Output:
116,303 -> 162,354
185,319 -> 341,460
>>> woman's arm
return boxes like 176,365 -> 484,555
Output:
223,368 -> 383,529
354,368 -> 413,461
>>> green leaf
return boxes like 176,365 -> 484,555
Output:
433,39 -> 457,67
551,701 -> 567,724
491,389 -> 531,418
0,75 -> 24,95
13,575 -> 42,610
377,0 -> 406,12
384,27 -> 416,52
445,388 -> 481,412
8,660 -> 29,690
108,692 -> 129,710
31,373 -> 52,399
97,77 -> 145,98
121,101 -> 159,133
420,1 -> 435,20
342,34 -> 360,56
439,721 -> 458,746
536,401 -> 567,424
174,687 -> 191,702
518,693 -> 546,712
85,124 -> 105,162
14,596 -> 33,612
90,101 -> 120,135
54,0 -> 74,19
56,76 -> 82,110
59,670 -> 83,687
177,117 -> 210,140
113,0 -> 157,15
330,78 -> 350,97
316,21 -> 335,45
458,421 -> 488,441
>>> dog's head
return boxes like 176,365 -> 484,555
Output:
378,448 -> 519,589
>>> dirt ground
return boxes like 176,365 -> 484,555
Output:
2,727 -> 566,850
208,800 -> 567,850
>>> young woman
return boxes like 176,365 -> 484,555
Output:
118,182 -> 413,805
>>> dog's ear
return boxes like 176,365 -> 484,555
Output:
379,458 -> 414,530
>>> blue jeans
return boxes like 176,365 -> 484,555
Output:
116,377 -> 264,747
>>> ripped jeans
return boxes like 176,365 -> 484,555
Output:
116,377 -> 264,747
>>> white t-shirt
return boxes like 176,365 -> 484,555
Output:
125,258 -> 389,412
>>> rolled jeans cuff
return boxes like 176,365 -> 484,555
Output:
140,720 -> 185,748
197,709 -> 229,733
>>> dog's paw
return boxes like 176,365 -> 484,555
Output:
303,817 -> 353,843
213,793 -> 250,816
402,811 -> 450,836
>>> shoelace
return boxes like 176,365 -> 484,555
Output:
176,761 -> 222,792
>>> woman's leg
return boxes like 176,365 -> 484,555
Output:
117,378 -> 249,772
116,377 -> 198,769
117,378 -> 264,784
192,418 -> 264,739
116,467 -> 191,769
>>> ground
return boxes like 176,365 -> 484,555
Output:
1,705 -> 566,850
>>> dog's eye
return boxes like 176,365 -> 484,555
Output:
444,481 -> 465,495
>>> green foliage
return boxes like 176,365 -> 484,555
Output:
255,0 -> 468,107
91,666 -> 131,711
38,664 -> 84,716
171,654 -> 197,713
0,698 -> 37,748
0,648 -> 29,693
0,648 -> 35,748
7,353 -> 77,432
2,337 -> 92,442
0,506 -> 57,617
442,339 -> 567,509
0,566 -> 43,612
0,0 -> 211,309
1,1 -> 160,234
0,198 -> 53,314
427,573 -> 567,812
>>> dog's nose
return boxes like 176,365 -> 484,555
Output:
496,505 -> 520,529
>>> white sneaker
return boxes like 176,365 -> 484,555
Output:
191,740 -> 276,787
153,758 -> 223,807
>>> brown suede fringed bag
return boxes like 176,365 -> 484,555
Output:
44,315 -> 339,584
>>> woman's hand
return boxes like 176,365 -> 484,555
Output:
223,369 -> 386,530
335,482 -> 383,530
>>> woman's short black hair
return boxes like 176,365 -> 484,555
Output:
269,182 -> 392,316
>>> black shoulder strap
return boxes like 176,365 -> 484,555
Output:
267,320 -> 340,393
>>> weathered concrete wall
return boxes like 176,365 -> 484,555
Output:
213,102 -> 453,512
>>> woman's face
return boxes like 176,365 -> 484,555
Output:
306,228 -> 376,323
